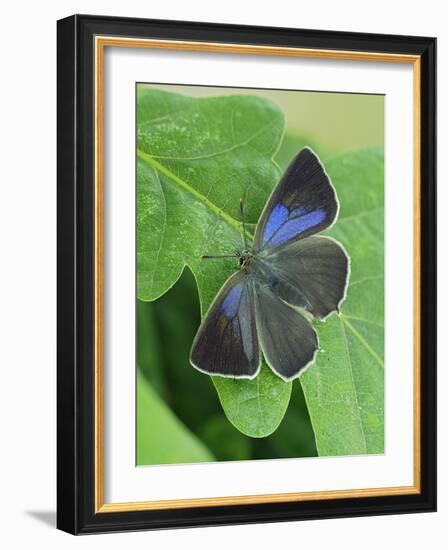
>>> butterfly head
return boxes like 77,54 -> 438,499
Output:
238,250 -> 253,270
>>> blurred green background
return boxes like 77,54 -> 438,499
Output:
137,85 -> 384,466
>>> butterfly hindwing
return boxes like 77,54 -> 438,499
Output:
254,281 -> 319,380
254,148 -> 338,252
190,271 -> 260,378
262,236 -> 350,320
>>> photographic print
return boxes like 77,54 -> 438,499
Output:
136,84 -> 384,466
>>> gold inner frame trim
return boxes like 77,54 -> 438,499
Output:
94,35 -> 422,514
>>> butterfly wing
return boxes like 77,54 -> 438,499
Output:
262,236 -> 350,320
253,147 -> 338,252
254,281 -> 319,380
190,271 -> 260,378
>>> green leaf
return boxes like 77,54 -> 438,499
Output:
136,369 -> 214,465
136,298 -> 167,396
300,148 -> 384,455
137,87 -> 291,437
214,363 -> 292,438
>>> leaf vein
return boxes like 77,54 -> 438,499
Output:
343,315 -> 384,328
147,169 -> 167,294
146,119 -> 277,161
137,149 -> 254,241
349,275 -> 383,287
341,316 -> 384,368
340,319 -> 368,453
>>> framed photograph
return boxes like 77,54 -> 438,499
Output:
57,14 -> 436,534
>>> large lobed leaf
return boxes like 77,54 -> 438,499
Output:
137,87 -> 290,437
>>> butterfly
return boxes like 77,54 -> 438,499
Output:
190,147 -> 350,381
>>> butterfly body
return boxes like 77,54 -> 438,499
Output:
190,148 -> 350,381
235,253 -> 304,310
238,250 -> 253,269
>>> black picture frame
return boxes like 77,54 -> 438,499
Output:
57,14 -> 436,534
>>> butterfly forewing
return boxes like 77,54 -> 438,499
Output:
254,282 -> 319,380
190,271 -> 261,378
254,148 -> 338,252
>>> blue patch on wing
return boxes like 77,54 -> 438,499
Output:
290,207 -> 306,217
268,208 -> 327,246
221,285 -> 243,319
263,203 -> 288,243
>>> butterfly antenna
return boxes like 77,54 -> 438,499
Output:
200,255 -> 238,260
240,198 -> 248,250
